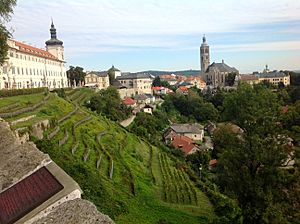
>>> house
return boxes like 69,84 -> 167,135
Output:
257,70 -> 290,86
134,94 -> 155,104
84,71 -> 110,90
171,135 -> 201,155
238,74 -> 260,85
163,123 -> 204,143
186,76 -> 207,90
116,73 -> 152,95
122,97 -> 136,108
160,74 -> 178,86
152,86 -> 173,95
176,86 -> 189,95
141,104 -> 154,114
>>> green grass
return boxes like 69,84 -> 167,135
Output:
0,89 -> 215,223
0,93 -> 45,111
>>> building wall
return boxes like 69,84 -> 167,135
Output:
183,132 -> 204,141
118,88 -> 136,99
85,73 -> 109,90
24,189 -> 81,224
0,40 -> 68,90
118,77 -> 152,94
258,76 -> 290,86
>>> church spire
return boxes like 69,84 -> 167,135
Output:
50,20 -> 57,39
45,19 -> 63,46
203,34 -> 206,43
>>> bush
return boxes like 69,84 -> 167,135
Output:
0,87 -> 47,97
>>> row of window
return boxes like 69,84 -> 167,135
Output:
4,80 -> 67,89
3,66 -> 66,77
9,51 -> 61,66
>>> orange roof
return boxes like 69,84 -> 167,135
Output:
172,135 -> 197,154
178,86 -> 189,92
209,159 -> 217,166
123,97 -> 136,105
282,105 -> 289,113
11,40 -> 61,62
152,86 -> 164,91
160,74 -> 173,79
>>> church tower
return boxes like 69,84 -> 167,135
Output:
200,35 -> 210,73
45,20 -> 64,61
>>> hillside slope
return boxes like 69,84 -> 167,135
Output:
0,88 -> 214,223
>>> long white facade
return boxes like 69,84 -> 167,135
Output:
0,22 -> 68,90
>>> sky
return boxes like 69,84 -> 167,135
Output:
6,0 -> 300,73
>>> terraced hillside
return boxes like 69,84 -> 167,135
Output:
0,88 -> 215,224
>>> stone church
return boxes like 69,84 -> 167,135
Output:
200,35 -> 239,87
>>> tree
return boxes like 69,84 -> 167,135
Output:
225,73 -> 236,86
222,83 -> 281,135
152,76 -> 161,87
0,0 -> 17,65
216,83 -> 300,223
66,66 -> 86,87
87,86 -> 131,121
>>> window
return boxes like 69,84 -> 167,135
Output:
10,52 -> 13,57
12,66 -> 15,74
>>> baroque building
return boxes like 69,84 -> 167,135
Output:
0,21 -> 68,90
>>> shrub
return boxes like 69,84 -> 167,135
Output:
0,87 -> 47,97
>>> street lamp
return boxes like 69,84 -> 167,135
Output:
199,164 -> 203,179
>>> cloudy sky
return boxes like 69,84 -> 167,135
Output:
7,0 -> 300,73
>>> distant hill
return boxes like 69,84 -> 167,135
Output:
140,69 -> 201,76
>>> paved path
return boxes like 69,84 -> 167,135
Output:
120,115 -> 136,127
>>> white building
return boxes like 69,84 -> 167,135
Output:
116,73 -> 152,95
84,71 -> 110,90
0,21 -> 68,90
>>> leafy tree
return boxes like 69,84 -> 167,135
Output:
222,83 -> 281,135
152,76 -> 161,87
225,73 -> 236,86
107,67 -> 115,86
0,0 -> 17,65
66,66 -> 86,87
216,83 -> 300,223
87,86 -> 131,121
130,110 -> 169,142
162,91 -> 219,122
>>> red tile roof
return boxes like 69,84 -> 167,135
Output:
172,135 -> 197,154
123,97 -> 136,106
0,167 -> 63,224
152,86 -> 164,91
282,105 -> 289,113
178,86 -> 189,92
12,40 -> 62,62
209,159 -> 217,166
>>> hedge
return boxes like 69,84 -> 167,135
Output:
0,87 -> 48,97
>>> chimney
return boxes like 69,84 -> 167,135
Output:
222,59 -> 224,64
